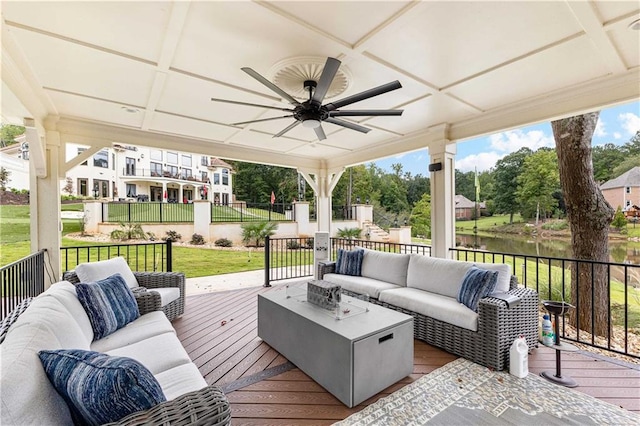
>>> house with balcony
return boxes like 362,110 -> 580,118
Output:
600,166 -> 640,213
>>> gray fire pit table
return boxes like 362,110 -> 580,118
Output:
258,283 -> 414,407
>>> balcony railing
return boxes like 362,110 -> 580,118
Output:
103,202 -> 194,223
61,241 -> 173,273
450,247 -> 639,359
121,168 -> 208,183
264,236 -> 314,284
0,250 -> 45,319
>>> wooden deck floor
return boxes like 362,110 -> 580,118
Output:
172,284 -> 640,425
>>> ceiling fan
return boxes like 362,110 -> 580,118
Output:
211,57 -> 403,141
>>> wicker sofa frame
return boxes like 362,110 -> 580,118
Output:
63,271 -> 185,321
318,261 -> 539,371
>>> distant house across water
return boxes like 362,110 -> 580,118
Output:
455,195 -> 486,220
600,166 -> 640,214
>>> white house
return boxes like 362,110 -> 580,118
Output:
0,135 -> 30,191
62,143 -> 234,203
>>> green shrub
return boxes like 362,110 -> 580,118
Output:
163,230 -> 182,242
190,233 -> 205,245
110,223 -> 147,241
214,238 -> 232,247
241,222 -> 278,247
337,227 -> 361,240
541,220 -> 568,231
286,240 -> 301,250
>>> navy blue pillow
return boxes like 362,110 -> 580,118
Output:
76,273 -> 139,340
457,266 -> 499,312
335,248 -> 364,276
38,349 -> 166,426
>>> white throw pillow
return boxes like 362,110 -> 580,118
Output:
75,257 -> 138,289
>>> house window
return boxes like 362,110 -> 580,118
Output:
78,179 -> 87,196
94,150 -> 108,168
167,165 -> 178,178
167,152 -> 178,164
626,187 -> 631,194
213,173 -> 220,185
150,162 -> 163,176
181,154 -> 192,167
78,148 -> 88,166
150,150 -> 162,161
627,200 -> 631,207
222,169 -> 229,185
201,156 -> 209,166
181,168 -> 192,179
201,171 -> 208,182
126,184 -> 136,198
93,179 -> 109,197
125,157 -> 136,176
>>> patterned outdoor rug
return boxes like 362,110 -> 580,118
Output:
335,358 -> 639,425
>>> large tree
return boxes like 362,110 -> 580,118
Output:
516,149 -> 560,220
493,147 -> 532,222
553,112 -> 614,337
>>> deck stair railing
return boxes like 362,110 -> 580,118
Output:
0,250 -> 45,320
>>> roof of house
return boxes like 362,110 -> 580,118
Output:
209,158 -> 234,171
455,195 -> 486,209
600,166 -> 640,190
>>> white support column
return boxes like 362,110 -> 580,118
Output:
429,125 -> 457,259
299,167 -> 344,233
193,201 -> 211,241
28,118 -> 62,287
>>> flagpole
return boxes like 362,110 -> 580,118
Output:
474,168 -> 479,249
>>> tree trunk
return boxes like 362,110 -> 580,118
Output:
552,112 -> 613,337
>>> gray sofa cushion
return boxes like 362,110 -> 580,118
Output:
361,249 -> 410,286
406,255 -> 511,298
379,287 -> 479,331
322,273 -> 401,299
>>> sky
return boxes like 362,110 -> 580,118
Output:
374,100 -> 640,175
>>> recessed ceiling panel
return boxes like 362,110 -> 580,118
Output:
172,1 -> 340,93
2,1 -> 169,63
226,129 -> 308,153
148,112 -> 237,142
270,1 -> 413,45
46,91 -> 144,128
9,28 -> 155,107
366,1 -> 582,88
608,29 -> 640,69
286,142 -> 352,159
1,82 -> 33,125
593,1 -> 640,22
447,36 -> 611,111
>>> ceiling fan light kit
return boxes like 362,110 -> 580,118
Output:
211,57 -> 403,140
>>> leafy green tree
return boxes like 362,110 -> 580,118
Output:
455,170 -> 475,201
622,130 -> 640,156
591,143 -> 626,183
378,174 -> 408,214
410,193 -> 431,238
611,154 -> 640,179
516,149 -> 560,220
0,124 -> 25,147
611,206 -> 627,233
406,173 -> 430,205
241,221 -> 277,247
493,147 -> 532,222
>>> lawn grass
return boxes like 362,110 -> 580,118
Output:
455,214 -> 523,232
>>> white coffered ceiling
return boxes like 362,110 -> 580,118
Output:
2,1 -> 639,172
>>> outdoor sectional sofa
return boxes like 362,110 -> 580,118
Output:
318,249 -> 539,371
0,279 -> 230,425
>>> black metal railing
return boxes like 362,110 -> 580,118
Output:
330,238 -> 431,256
264,236 -> 314,285
211,202 -> 294,223
332,205 -> 357,221
450,247 -> 639,359
0,250 -> 45,320
103,202 -> 194,223
61,241 -> 173,273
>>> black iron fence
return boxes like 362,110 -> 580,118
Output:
103,202 -> 194,223
264,236 -> 314,285
330,238 -> 431,256
0,250 -> 45,320
211,202 -> 293,223
332,205 -> 357,221
61,241 -> 173,273
451,247 -> 639,359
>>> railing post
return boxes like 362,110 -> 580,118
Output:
166,240 -> 173,272
264,235 -> 271,287
128,202 -> 131,222
160,202 -> 163,223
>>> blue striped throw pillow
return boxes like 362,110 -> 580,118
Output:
39,349 -> 165,426
457,266 -> 499,312
335,248 -> 365,276
76,273 -> 140,340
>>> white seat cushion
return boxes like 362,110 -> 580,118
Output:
151,287 -> 181,307
322,273 -> 401,299
75,256 -> 139,289
360,249 -> 410,286
91,311 -> 176,353
45,281 -> 94,342
379,287 -> 479,331
154,363 -> 207,401
105,332 -> 192,375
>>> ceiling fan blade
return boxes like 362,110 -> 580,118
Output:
314,125 -> 327,141
211,97 -> 294,112
242,67 -> 301,105
273,120 -> 301,138
311,57 -> 341,104
325,80 -> 402,111
232,115 -> 294,126
329,109 -> 404,117
325,117 -> 371,134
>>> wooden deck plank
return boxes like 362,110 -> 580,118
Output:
175,284 -> 640,422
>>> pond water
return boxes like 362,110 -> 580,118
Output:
456,233 -> 640,265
